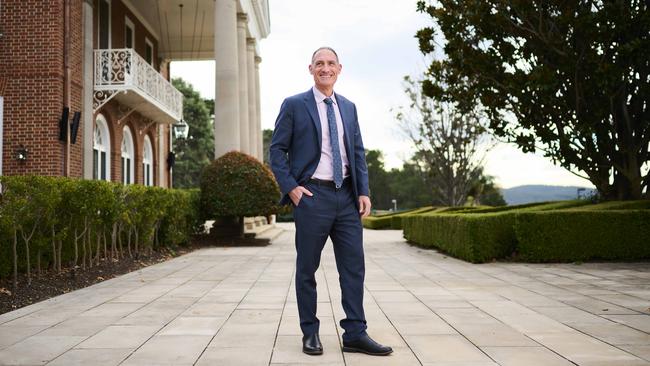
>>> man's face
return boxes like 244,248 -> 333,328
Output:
309,49 -> 342,91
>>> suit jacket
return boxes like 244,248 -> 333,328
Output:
270,88 -> 369,209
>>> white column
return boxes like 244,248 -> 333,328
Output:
246,38 -> 257,159
82,0 -> 94,179
214,0 -> 240,158
255,56 -> 263,160
237,13 -> 250,154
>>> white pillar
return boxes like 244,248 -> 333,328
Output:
82,0 -> 94,179
246,38 -> 257,159
237,13 -> 250,154
214,0 -> 240,158
255,56 -> 263,161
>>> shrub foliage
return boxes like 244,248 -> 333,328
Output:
200,151 -> 280,219
0,176 -> 199,289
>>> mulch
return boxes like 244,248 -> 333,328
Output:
0,234 -> 271,315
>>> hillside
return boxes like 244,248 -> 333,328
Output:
502,185 -> 596,205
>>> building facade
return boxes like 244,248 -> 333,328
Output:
0,0 -> 270,187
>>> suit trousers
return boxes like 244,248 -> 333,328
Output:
293,179 -> 368,342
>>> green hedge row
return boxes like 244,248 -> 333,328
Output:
515,210 -> 650,261
362,207 -> 434,230
402,200 -> 650,263
0,175 -> 201,281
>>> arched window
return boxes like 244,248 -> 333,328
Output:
121,126 -> 134,185
93,114 -> 111,181
143,135 -> 153,186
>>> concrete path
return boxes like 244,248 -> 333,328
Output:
0,223 -> 649,365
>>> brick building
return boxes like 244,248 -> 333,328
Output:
0,0 -> 270,187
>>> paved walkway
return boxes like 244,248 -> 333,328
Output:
0,224 -> 649,366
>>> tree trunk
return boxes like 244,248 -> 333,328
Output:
134,228 -> 139,259
111,223 -> 118,260
51,226 -> 58,273
12,229 -> 18,292
127,227 -> 132,258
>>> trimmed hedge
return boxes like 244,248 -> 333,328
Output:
362,207 -> 433,230
401,200 -> 617,263
0,176 -> 200,279
403,212 -> 518,263
515,210 -> 650,262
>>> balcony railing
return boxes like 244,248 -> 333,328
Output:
93,48 -> 182,123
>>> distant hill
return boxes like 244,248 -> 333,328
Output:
501,185 -> 596,205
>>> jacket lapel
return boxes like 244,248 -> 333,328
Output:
303,89 -> 322,150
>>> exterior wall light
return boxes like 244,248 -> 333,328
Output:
173,119 -> 189,139
14,145 -> 28,162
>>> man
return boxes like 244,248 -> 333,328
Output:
270,47 -> 393,356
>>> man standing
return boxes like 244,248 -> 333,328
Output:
270,47 -> 393,356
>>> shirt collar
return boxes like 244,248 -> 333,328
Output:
312,86 -> 337,105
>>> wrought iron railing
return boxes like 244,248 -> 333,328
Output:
93,48 -> 182,121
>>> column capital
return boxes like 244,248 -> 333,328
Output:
246,37 -> 256,47
237,12 -> 248,24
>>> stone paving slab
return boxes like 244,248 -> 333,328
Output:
0,223 -> 648,365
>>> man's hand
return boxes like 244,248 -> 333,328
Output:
359,195 -> 371,217
289,186 -> 313,206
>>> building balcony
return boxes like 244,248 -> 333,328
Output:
93,48 -> 182,124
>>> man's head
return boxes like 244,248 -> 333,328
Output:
309,47 -> 342,94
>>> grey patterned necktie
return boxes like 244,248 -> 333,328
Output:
323,97 -> 343,188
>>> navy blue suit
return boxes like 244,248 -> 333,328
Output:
270,88 -> 369,342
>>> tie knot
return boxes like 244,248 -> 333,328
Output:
324,97 -> 333,105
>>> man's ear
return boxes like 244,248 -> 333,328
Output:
308,64 -> 314,74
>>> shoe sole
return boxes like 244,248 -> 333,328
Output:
342,346 -> 393,356
302,348 -> 323,356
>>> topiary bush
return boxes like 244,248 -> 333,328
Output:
200,151 -> 281,236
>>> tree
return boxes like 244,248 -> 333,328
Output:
396,76 -> 488,206
416,1 -> 650,200
262,129 -> 273,166
467,167 -> 507,206
172,78 -> 214,188
365,150 -> 393,210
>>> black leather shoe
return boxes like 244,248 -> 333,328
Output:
342,334 -> 393,356
302,333 -> 323,355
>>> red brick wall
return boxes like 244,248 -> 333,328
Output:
0,0 -> 84,177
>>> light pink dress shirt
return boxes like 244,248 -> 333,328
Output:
311,86 -> 350,180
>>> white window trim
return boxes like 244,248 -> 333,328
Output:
94,114 -> 111,181
98,0 -> 111,49
143,135 -> 153,186
121,126 -> 135,185
124,16 -> 135,49
145,37 -> 154,66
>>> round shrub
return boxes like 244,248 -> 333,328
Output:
200,151 -> 281,220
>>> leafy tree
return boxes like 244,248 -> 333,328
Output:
387,160 -> 434,209
263,129 -> 273,166
467,167 -> 507,206
416,1 -> 650,200
396,76 -> 488,206
366,150 -> 392,209
172,78 -> 214,188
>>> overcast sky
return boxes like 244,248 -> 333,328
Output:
171,0 -> 593,189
